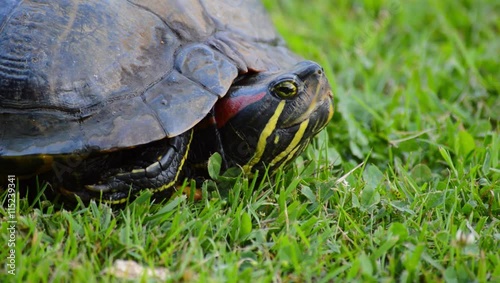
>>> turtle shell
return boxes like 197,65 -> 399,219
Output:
0,0 -> 299,156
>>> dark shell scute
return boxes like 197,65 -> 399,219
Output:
142,70 -> 219,137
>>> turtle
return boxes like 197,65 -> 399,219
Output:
0,0 -> 334,204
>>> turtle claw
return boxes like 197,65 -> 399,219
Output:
79,131 -> 192,203
85,183 -> 112,192
82,179 -> 133,204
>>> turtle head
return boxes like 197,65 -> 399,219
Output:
214,60 -> 334,174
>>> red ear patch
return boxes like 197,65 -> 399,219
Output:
214,92 -> 266,128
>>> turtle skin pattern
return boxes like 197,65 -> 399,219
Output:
0,0 -> 334,203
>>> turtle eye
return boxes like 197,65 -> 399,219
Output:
271,80 -> 298,99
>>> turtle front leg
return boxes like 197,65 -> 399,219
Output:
75,130 -> 193,204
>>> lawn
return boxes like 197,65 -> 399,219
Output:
1,0 -> 499,282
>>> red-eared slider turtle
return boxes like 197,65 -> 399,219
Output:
0,0 -> 334,204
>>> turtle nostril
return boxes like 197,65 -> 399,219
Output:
315,68 -> 325,78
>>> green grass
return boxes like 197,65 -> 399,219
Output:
1,0 -> 499,281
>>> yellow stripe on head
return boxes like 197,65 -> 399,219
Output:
242,100 -> 286,173
270,118 -> 309,166
282,139 -> 309,167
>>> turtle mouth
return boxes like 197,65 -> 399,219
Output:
310,95 -> 334,134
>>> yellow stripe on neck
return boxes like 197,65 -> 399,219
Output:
282,141 -> 304,167
243,100 -> 286,173
270,118 -> 309,166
